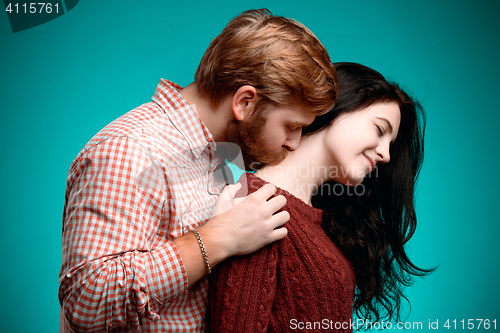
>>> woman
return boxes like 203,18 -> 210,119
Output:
207,62 -> 433,332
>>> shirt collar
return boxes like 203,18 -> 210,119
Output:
152,79 -> 216,158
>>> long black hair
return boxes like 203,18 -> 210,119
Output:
305,62 -> 434,322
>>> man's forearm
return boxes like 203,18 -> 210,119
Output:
59,244 -> 187,332
173,220 -> 232,288
174,183 -> 290,288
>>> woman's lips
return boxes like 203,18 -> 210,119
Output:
364,154 -> 376,170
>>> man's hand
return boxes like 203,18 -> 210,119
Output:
203,183 -> 289,257
173,183 -> 289,287
211,183 -> 244,217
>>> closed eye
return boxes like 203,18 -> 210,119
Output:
376,125 -> 384,136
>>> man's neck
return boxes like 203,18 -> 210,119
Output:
179,82 -> 232,142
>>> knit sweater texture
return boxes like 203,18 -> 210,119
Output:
207,173 -> 356,332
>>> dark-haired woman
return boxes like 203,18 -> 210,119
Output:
206,62 -> 433,332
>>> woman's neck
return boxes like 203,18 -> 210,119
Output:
254,133 -> 331,205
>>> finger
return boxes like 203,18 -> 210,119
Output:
219,183 -> 240,203
266,194 -> 287,213
251,183 -> 277,201
225,183 -> 242,207
223,183 -> 242,197
270,210 -> 290,227
270,227 -> 288,241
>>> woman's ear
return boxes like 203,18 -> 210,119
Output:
231,85 -> 258,121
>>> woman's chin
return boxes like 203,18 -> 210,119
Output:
337,176 -> 363,187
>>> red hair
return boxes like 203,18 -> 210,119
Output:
195,9 -> 337,115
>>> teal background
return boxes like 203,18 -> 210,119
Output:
1,0 -> 499,331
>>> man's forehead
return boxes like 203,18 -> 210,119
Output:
266,106 -> 315,123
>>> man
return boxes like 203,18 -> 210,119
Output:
59,9 -> 337,332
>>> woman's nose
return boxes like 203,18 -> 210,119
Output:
375,142 -> 391,164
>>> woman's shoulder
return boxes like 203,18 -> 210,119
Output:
235,172 -> 267,196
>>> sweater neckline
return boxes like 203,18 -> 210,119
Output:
240,172 -> 323,220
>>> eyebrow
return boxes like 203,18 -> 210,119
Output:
376,117 -> 394,134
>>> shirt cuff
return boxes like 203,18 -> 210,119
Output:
141,241 -> 188,316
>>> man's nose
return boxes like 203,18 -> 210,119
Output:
283,130 -> 301,151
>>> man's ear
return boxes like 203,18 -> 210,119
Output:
231,85 -> 258,121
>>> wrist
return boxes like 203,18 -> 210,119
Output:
191,228 -> 211,274
197,217 -> 234,266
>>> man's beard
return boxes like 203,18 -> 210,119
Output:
224,112 -> 288,171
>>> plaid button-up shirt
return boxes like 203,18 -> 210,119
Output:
59,80 -> 226,332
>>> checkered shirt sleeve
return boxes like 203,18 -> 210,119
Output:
59,80 -> 221,332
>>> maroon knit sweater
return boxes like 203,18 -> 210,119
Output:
207,173 -> 356,332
